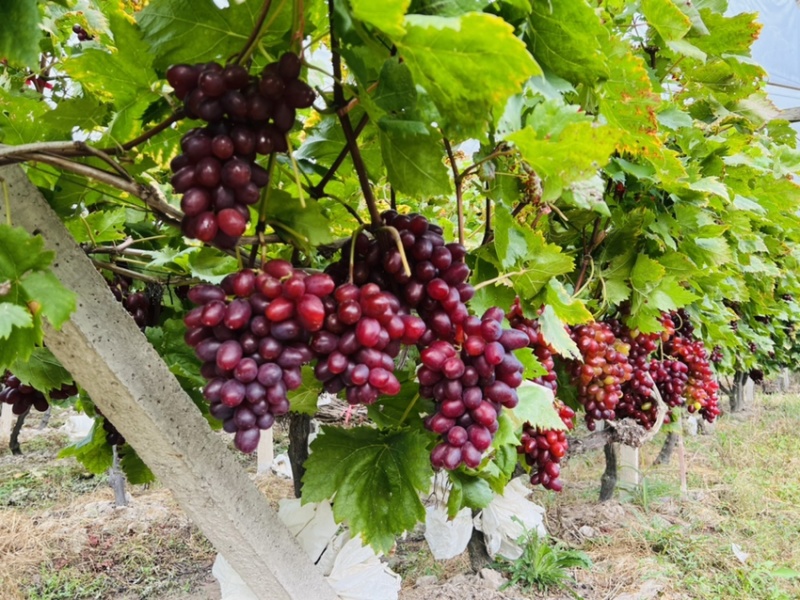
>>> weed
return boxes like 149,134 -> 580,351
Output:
27,566 -> 110,600
494,519 -> 591,597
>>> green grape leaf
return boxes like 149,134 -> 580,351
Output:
10,347 -> 73,394
266,190 -> 334,253
396,13 -> 540,137
447,470 -> 493,518
59,421 -> 114,474
0,1 -> 41,68
20,271 -> 77,329
288,366 -> 322,416
138,0 -> 284,70
302,426 -> 433,553
508,382 -> 565,431
378,120 -> 451,196
146,320 -> 204,386
65,209 -> 128,244
0,303 -> 33,339
514,347 -> 548,379
0,226 -> 54,278
179,248 -> 239,284
350,0 -> 411,37
539,305 -> 580,360
120,448 -> 156,485
641,0 -> 692,41
545,279 -> 592,325
527,0 -> 610,85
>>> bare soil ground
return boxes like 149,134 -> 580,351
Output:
2,391 -> 799,600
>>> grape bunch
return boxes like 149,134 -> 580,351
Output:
166,54 -> 315,247
610,321 -> 661,429
424,309 -> 528,470
665,334 -> 721,422
107,275 -> 161,329
0,372 -> 78,416
94,408 -> 126,446
72,23 -> 92,41
517,400 -> 575,492
312,282 -> 426,405
710,345 -> 723,364
184,260 -> 333,453
325,210 -> 475,346
568,322 -> 633,430
507,298 -> 558,393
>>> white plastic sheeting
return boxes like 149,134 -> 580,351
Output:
474,477 -> 547,560
423,504 -> 473,560
325,534 -> 402,600
278,498 -> 339,563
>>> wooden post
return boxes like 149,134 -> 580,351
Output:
0,164 -> 339,600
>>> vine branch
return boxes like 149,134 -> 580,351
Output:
309,114 -> 369,199
235,0 -> 275,65
442,136 -> 465,246
328,0 -> 380,226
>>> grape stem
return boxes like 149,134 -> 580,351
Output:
398,393 -> 420,426
375,226 -> 412,277
91,259 -> 188,285
234,0 -> 275,65
347,225 -> 365,283
328,0 -> 381,226
442,136 -> 465,246
1,178 -> 11,225
308,114 -> 369,200
573,217 -> 604,293
248,153 -> 278,268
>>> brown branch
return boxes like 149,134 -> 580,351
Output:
308,113 -> 369,199
91,260 -> 172,285
329,0 -> 380,226
442,136 -> 465,245
235,0 -> 275,65
336,81 -> 379,117
111,110 -> 185,153
573,217 -> 603,292
4,150 -> 182,223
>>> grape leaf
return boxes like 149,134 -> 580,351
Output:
0,226 -> 54,278
287,366 -> 321,416
181,248 -> 239,284
138,0 -> 268,70
303,426 -> 433,553
350,0 -> 411,37
0,1 -> 41,68
514,347 -> 547,379
396,13 -> 541,137
641,0 -> 692,41
10,347 -> 73,394
120,448 -> 156,485
526,0 -> 610,86
65,209 -> 128,244
544,280 -> 592,325
508,381 -> 565,431
0,303 -> 32,339
266,190 -> 334,253
447,470 -> 493,518
59,421 -> 113,474
539,305 -> 579,360
20,271 -> 77,329
378,120 -> 451,196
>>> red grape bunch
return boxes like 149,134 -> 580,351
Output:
0,372 -> 78,416
507,298 -> 558,393
312,282 -> 426,405
609,321 -> 662,429
665,334 -> 721,422
107,275 -> 161,329
166,54 -> 316,247
517,400 -> 575,492
184,260 -> 333,453
424,309 -> 528,470
568,322 -> 633,430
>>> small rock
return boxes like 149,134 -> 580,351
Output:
449,574 -> 469,585
578,525 -> 597,539
415,575 -> 438,587
478,568 -> 505,590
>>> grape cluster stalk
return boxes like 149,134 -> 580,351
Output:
517,400 -> 575,491
166,54 -> 315,247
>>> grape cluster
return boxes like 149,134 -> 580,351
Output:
424,309 -> 528,470
166,54 -> 315,247
184,260 -> 332,453
95,408 -> 126,446
610,321 -> 661,429
568,322 -> 633,430
666,335 -> 721,422
0,372 -> 77,416
710,345 -> 723,364
313,282 -> 425,405
107,275 -> 161,329
507,298 -> 558,393
517,401 -> 575,492
72,23 -> 92,41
